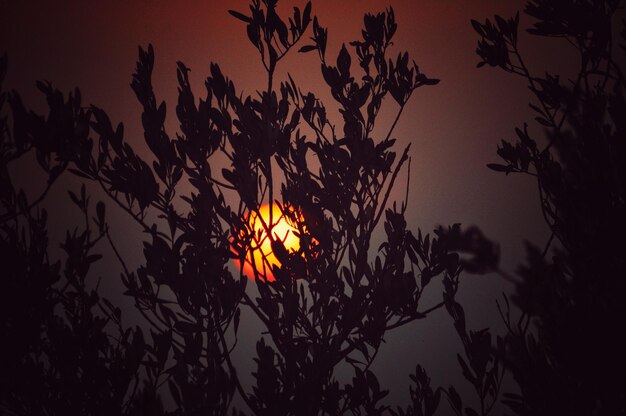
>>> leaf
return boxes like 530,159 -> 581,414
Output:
486,163 -> 511,173
68,168 -> 93,179
495,15 -> 508,35
96,201 -> 106,228
422,77 -> 440,86
471,19 -> 484,36
233,308 -> 241,334
302,1 -> 312,28
528,103 -> 545,116
86,254 -> 103,264
222,168 -> 237,186
175,321 -> 197,333
169,380 -> 182,406
68,190 -> 81,207
159,304 -> 176,327
535,116 -> 552,127
465,408 -> 480,416
337,44 -> 351,78
247,23 -> 261,48
447,386 -> 462,412
48,164 -> 65,184
275,14 -> 290,47
298,45 -> 317,53
228,9 -> 252,23
457,354 -> 477,385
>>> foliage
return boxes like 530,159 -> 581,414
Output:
0,58 -> 163,413
0,2 -> 480,415
3,0 -> 624,415
473,0 -> 626,414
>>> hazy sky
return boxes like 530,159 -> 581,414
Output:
1,0 -> 564,411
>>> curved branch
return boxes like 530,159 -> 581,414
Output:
0,163 -> 66,224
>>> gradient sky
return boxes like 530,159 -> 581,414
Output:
1,0 -> 567,411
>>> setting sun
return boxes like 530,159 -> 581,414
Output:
233,203 -> 303,282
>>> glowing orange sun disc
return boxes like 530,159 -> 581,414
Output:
232,203 -> 304,282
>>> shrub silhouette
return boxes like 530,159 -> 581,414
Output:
2,0 -> 625,415
0,2 -> 464,414
470,0 -> 626,414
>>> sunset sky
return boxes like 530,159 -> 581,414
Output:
1,0 -> 568,410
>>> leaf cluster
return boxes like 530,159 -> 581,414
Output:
473,0 -> 626,414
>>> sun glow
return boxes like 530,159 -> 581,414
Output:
232,203 -> 303,282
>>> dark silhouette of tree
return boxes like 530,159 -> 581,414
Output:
0,64 -> 166,415
0,2 -> 471,415
3,0 -> 624,415
469,0 -> 626,414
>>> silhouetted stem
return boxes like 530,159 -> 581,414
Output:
371,144 -> 410,231
217,324 -> 255,414
384,101 -> 406,142
385,301 -> 445,330
242,292 -> 271,327
0,162 -> 66,224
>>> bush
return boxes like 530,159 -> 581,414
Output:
2,1 -> 624,415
